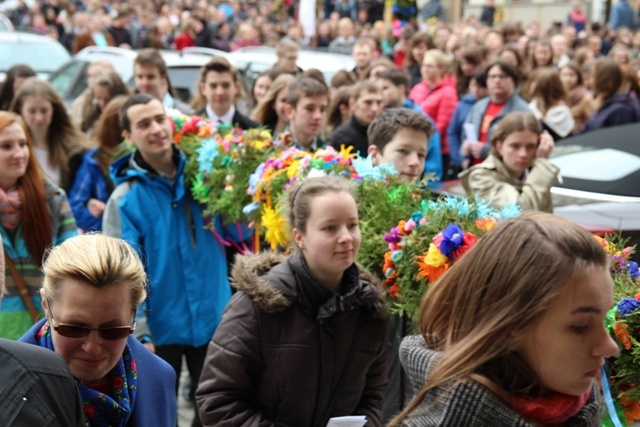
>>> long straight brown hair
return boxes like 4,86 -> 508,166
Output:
9,78 -> 88,190
389,212 -> 608,425
0,111 -> 52,266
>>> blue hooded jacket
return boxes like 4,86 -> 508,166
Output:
103,149 -> 249,347
68,148 -> 110,231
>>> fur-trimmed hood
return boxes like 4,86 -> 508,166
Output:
230,251 -> 387,318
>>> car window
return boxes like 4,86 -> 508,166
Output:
550,146 -> 640,181
50,61 -> 86,99
167,67 -> 204,103
0,42 -> 70,73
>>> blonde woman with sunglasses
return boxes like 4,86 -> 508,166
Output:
19,233 -> 177,427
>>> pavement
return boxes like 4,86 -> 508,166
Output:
178,362 -> 197,427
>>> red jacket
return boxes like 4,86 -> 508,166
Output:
412,81 -> 458,155
173,33 -> 195,51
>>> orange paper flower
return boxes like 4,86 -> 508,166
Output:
417,254 -> 448,283
614,323 -> 632,350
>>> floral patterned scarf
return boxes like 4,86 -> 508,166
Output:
0,186 -> 21,230
36,322 -> 138,427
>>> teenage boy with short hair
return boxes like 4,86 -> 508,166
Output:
281,77 -> 330,150
367,108 -> 433,181
197,56 -> 259,129
134,48 -> 194,115
367,107 -> 434,423
376,68 -> 442,181
329,80 -> 383,157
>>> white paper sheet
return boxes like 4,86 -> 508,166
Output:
326,415 -> 367,427
464,122 -> 478,143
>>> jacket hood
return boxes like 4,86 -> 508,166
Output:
110,147 -> 186,188
231,251 -> 387,317
231,251 -> 291,313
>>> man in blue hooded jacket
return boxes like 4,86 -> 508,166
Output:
103,93 -> 248,427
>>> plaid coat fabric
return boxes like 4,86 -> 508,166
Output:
398,335 -> 600,427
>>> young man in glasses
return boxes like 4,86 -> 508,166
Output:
460,59 -> 529,168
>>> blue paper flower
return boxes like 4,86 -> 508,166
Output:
439,224 -> 464,258
617,298 -> 640,316
197,138 -> 219,174
410,210 -> 423,223
242,202 -> 259,216
499,202 -> 522,220
247,162 -> 265,195
351,154 -> 397,179
628,261 -> 639,278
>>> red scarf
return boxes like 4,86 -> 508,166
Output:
511,390 -> 590,426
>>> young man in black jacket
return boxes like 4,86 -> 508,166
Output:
329,80 -> 383,157
196,56 -> 259,130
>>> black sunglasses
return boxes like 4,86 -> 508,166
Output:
46,304 -> 135,340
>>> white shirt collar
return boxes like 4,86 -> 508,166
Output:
205,104 -> 235,125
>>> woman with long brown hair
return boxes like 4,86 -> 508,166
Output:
405,32 -> 436,89
455,46 -> 486,98
10,78 -> 88,192
527,67 -> 574,140
75,71 -> 130,135
559,62 -> 594,133
580,58 -> 640,132
389,211 -> 617,426
0,111 -> 77,340
68,96 -> 131,232
252,73 -> 296,136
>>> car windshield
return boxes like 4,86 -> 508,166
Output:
0,42 -> 70,73
550,145 -> 640,197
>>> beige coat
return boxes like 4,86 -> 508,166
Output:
459,154 -> 560,213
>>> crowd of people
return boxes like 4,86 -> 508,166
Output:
0,0 -> 635,425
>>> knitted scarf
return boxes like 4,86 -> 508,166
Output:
0,186 -> 21,230
511,389 -> 590,425
36,322 -> 138,427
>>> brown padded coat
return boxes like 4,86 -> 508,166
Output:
196,251 -> 388,427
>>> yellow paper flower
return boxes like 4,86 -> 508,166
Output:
286,160 -> 302,179
338,144 -> 354,159
262,205 -> 289,250
424,243 -> 448,268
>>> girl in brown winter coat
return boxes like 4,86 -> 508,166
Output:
196,176 -> 388,427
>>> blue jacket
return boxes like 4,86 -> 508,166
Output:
447,93 -> 476,168
20,319 -> 177,426
609,0 -> 636,29
402,99 -> 443,182
68,148 -> 110,232
102,149 -> 249,347
580,92 -> 640,133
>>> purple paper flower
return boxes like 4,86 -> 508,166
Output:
618,298 -> 640,316
439,224 -> 464,258
384,228 -> 402,244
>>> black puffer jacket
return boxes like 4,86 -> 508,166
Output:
196,251 -> 388,427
